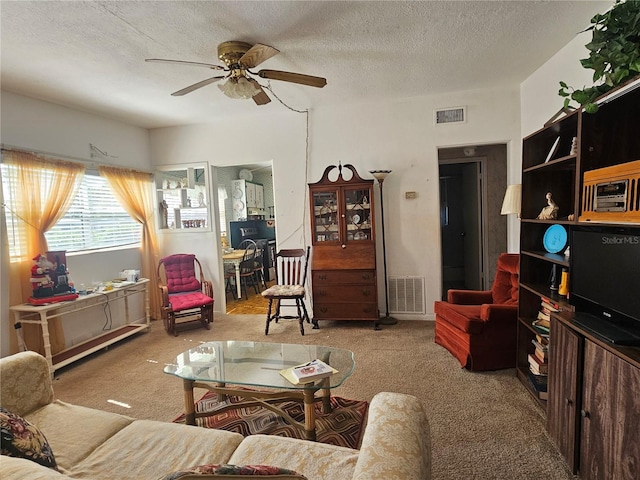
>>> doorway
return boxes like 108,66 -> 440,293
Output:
438,144 -> 507,300
215,162 -> 276,314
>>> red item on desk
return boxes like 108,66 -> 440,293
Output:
28,293 -> 79,306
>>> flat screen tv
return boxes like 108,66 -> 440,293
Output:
570,227 -> 640,345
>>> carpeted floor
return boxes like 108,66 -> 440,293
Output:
50,315 -> 575,479
174,392 -> 367,449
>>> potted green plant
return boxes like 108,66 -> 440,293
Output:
559,0 -> 640,113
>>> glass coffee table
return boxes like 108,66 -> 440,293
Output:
164,341 -> 355,441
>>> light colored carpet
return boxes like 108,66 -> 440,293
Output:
51,315 -> 575,479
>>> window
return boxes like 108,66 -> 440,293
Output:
2,165 -> 141,258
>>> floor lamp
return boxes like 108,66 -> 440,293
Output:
370,170 -> 397,326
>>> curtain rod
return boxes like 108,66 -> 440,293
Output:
0,143 -> 153,175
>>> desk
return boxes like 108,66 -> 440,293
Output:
10,279 -> 150,375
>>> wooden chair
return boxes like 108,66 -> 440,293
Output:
157,254 -> 214,336
253,239 -> 268,290
261,247 -> 314,335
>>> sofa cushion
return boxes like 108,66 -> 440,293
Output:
228,435 -> 359,480
0,351 -> 54,417
433,302 -> 484,334
160,463 -> 307,479
69,420 -> 244,480
24,400 -> 134,471
0,455 -> 69,479
0,407 -> 58,471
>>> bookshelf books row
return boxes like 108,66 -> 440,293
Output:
528,325 -> 549,400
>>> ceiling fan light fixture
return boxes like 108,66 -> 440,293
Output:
218,76 -> 260,100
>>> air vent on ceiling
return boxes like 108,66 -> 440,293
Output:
434,106 -> 466,125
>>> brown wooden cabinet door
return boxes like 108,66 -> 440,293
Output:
547,318 -> 582,473
580,340 -> 640,480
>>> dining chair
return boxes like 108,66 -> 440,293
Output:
232,240 -> 258,300
261,247 -> 313,335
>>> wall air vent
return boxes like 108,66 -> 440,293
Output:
388,276 -> 426,314
434,106 -> 466,125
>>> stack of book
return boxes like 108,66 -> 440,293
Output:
527,328 -> 550,400
532,296 -> 559,334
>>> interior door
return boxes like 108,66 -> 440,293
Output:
439,162 -> 483,298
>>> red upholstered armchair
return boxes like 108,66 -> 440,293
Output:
157,254 -> 214,336
434,253 -> 519,371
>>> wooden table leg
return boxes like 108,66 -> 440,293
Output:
216,381 -> 227,403
183,379 -> 196,425
303,389 -> 317,441
234,263 -> 242,299
320,386 -> 332,414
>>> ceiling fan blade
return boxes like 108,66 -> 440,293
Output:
249,80 -> 271,105
257,69 -> 327,88
145,58 -> 224,70
171,76 -> 225,96
240,43 -> 280,68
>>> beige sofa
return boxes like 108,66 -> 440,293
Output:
0,351 -> 431,480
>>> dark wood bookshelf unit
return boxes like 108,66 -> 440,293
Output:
517,77 -> 640,479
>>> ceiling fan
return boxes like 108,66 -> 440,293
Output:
146,41 -> 327,106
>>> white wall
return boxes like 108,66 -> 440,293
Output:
521,32 -> 595,138
0,92 -> 151,357
151,86 -> 522,320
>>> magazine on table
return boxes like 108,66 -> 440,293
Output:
280,359 -> 338,385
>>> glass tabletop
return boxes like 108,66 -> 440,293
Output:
164,341 -> 355,390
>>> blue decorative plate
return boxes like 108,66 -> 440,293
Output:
543,224 -> 567,253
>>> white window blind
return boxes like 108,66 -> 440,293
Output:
1,164 -> 141,258
46,173 -> 141,252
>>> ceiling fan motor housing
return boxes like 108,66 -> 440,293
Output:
218,41 -> 253,68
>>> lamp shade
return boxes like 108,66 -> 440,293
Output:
501,184 -> 521,216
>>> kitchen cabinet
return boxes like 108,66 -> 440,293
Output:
308,164 -> 379,327
231,179 -> 264,220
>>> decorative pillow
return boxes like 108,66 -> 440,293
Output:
0,407 -> 58,470
160,464 -> 307,480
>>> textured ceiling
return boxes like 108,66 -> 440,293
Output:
0,0 -> 611,129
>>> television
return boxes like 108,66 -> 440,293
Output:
570,227 -> 640,345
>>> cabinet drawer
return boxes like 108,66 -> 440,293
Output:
313,285 -> 376,302
313,302 -> 378,320
313,270 -> 376,285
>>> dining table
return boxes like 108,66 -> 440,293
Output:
222,249 -> 246,300
223,248 -> 262,300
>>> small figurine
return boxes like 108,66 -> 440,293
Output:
160,200 -> 169,228
537,192 -> 559,220
30,254 -> 55,298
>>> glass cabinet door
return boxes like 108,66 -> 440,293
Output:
344,187 -> 373,242
312,189 -> 339,243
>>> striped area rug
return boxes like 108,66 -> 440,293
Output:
174,392 -> 368,449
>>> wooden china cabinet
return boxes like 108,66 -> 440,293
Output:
308,164 -> 380,328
